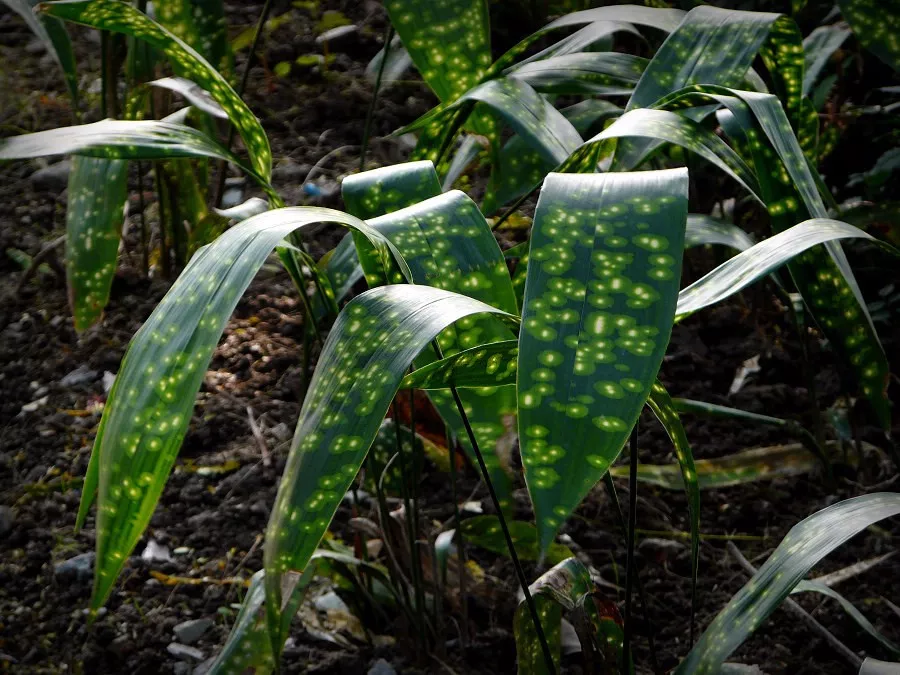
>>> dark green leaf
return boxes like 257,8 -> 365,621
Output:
401,340 -> 518,390
837,0 -> 900,72
802,23 -> 852,96
508,52 -> 645,96
460,515 -> 573,566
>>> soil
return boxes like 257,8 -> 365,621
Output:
1,2 -> 898,675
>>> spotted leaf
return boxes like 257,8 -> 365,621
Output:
154,0 -> 232,80
65,156 -> 128,332
0,119 -> 274,197
837,0 -> 900,72
676,217 -> 899,319
507,52 -> 646,97
460,515 -> 573,566
38,0 -> 271,184
400,78 -> 583,169
401,340 -> 519,390
76,207 -> 407,612
518,169 -> 688,551
677,493 -> 900,673
482,98 -> 621,215
264,285 -> 516,651
358,189 -> 520,514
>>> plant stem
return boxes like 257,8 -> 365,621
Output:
448,385 -> 556,675
447,426 -> 469,651
360,25 -> 394,173
623,423 -> 639,672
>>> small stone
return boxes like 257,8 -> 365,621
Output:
60,366 -> 99,387
20,396 -> 48,413
54,552 -> 95,582
0,506 -> 14,537
315,24 -> 359,50
368,658 -> 397,675
167,643 -> 205,662
173,618 -> 214,645
173,663 -> 190,675
141,539 -> 173,563
30,161 -> 71,193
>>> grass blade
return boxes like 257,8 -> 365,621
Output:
518,169 -> 688,551
39,0 -> 272,185
78,207 -> 406,612
264,285 -> 515,652
676,493 -> 900,673
65,156 -> 128,331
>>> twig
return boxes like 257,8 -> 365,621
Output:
16,235 -> 65,292
245,406 -> 271,467
726,541 -> 862,670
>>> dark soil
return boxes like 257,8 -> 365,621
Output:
1,2 -> 898,675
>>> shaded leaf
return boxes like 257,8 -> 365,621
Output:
837,0 -> 900,72
460,515 -> 573,566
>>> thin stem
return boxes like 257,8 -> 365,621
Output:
213,0 -> 274,208
360,25 -> 394,173
448,385 -> 556,675
447,426 -> 469,651
623,423 -> 639,672
602,472 -> 661,674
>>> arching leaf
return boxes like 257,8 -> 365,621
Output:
39,0 -> 271,184
508,52 -> 646,96
802,23 -> 852,96
76,207 -> 407,612
264,285 -> 516,652
677,493 -> 900,673
837,0 -> 900,72
685,215 -> 755,251
65,156 -> 128,331
518,169 -> 688,551
402,340 -> 519,390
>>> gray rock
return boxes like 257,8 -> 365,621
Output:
368,658 -> 397,675
173,618 -> 214,645
192,657 -> 216,675
272,160 -> 311,184
167,643 -> 205,662
315,24 -> 359,50
54,552 -> 95,582
30,161 -> 71,193
0,506 -> 14,537
60,366 -> 99,387
173,663 -> 191,675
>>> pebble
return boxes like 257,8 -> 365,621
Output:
54,552 -> 95,582
20,396 -> 48,413
167,643 -> 205,661
30,160 -> 71,193
368,658 -> 397,675
173,618 -> 214,645
60,366 -> 99,387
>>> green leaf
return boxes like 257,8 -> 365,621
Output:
360,189 -> 520,514
502,20 -> 639,72
460,515 -> 573,566
148,76 -> 227,119
65,156 -> 128,332
77,207 -> 406,612
155,0 -> 232,80
39,0 -> 271,185
401,340 -> 519,390
2,0 -> 78,108
646,381 -> 699,634
482,98 -> 621,215
792,580 -> 900,658
264,285 -> 516,651
837,0 -> 900,72
676,217 -> 899,319
401,78 -> 583,167
802,23 -> 852,96
508,52 -> 646,96
677,493 -> 900,673
611,440 -> 825,490
518,169 -> 688,551
685,215 -> 755,251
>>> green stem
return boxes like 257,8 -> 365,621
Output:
623,423 -> 639,672
360,25 -> 394,173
